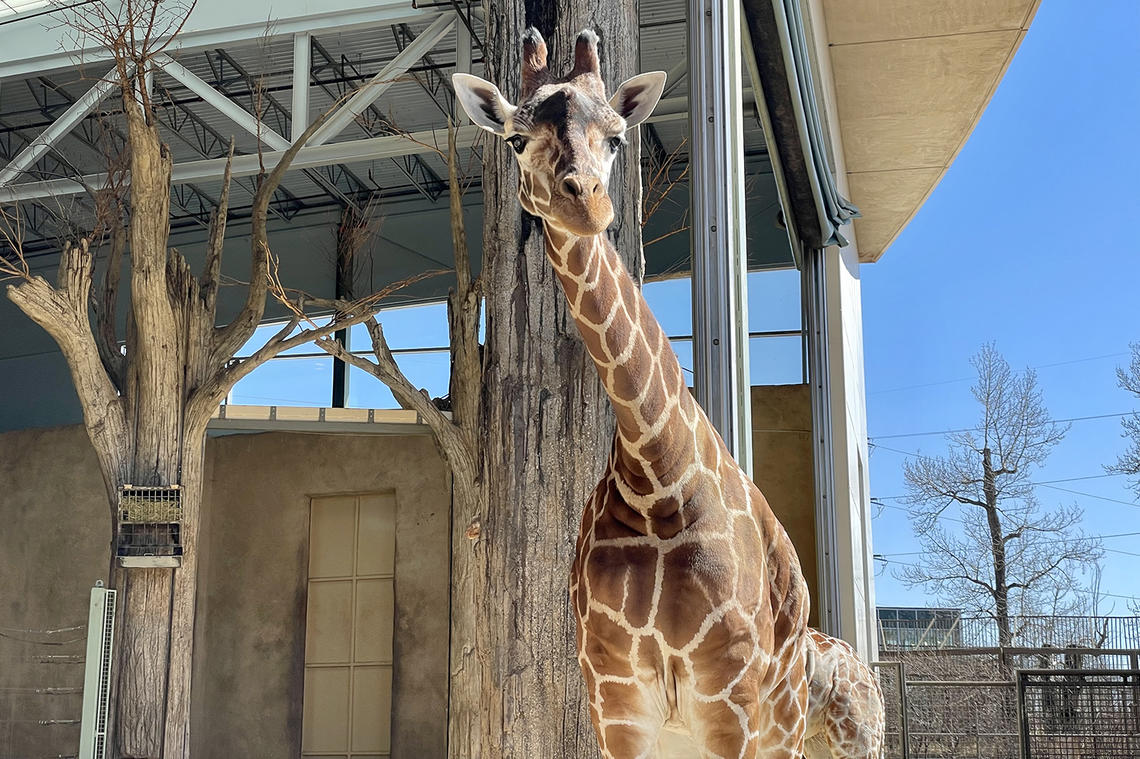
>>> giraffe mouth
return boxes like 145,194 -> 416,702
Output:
549,193 -> 614,237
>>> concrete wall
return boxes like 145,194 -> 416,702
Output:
194,431 -> 451,758
751,385 -> 819,629
0,425 -> 108,757
0,424 -> 451,759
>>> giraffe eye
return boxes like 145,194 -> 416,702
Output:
507,135 -> 528,154
608,136 -> 624,153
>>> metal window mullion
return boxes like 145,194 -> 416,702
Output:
687,0 -> 752,475
803,245 -> 841,638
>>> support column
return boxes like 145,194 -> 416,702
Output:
289,31 -> 312,143
291,32 -> 311,143
803,244 -> 840,638
332,210 -> 353,408
687,0 -> 752,475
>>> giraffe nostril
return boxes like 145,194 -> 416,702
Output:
587,177 -> 602,197
562,177 -> 583,198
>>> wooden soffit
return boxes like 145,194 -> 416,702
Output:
822,0 -> 1041,262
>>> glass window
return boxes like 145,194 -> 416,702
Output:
349,302 -> 449,352
668,338 -> 695,389
749,335 -> 803,385
747,268 -> 801,333
642,278 -> 693,338
229,356 -> 333,406
236,318 -> 332,358
346,351 -> 450,409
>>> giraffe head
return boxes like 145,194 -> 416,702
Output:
453,28 -> 665,237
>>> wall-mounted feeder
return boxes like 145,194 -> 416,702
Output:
117,485 -> 183,568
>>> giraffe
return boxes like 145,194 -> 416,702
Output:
803,628 -> 885,759
454,28 -> 812,759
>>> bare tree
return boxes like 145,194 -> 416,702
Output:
1109,342 -> 1140,497
897,344 -> 1103,648
0,2 -> 395,755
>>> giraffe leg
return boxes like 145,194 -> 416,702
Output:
819,665 -> 885,758
820,702 -> 885,759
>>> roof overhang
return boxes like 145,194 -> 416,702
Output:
821,0 -> 1042,262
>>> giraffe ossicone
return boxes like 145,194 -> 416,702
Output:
454,27 -> 881,759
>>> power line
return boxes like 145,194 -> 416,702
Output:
870,474 -> 1121,496
872,478 -> 1139,509
1036,483 -> 1140,509
874,530 -> 1140,559
870,411 -> 1136,441
869,351 -> 1129,396
872,555 -> 1140,604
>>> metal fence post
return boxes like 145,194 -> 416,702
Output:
898,660 -> 911,759
1016,669 -> 1029,759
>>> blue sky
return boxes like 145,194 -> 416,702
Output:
863,0 -> 1140,611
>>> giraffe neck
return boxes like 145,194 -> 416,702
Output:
542,221 -> 713,521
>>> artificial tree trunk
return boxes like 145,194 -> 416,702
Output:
448,1 -> 644,755
5,85 -> 375,756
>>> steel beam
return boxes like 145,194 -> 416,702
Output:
454,17 -> 472,124
308,37 -> 445,202
194,46 -> 372,207
392,23 -> 454,119
306,14 -> 455,147
149,79 -> 304,221
0,93 -> 702,204
292,33 -> 312,142
0,2 -> 444,80
0,125 -> 482,203
0,68 -> 124,187
23,74 -> 218,230
687,0 -> 752,473
155,54 -> 291,150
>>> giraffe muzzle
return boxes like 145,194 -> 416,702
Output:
560,173 -> 603,199
553,171 -> 614,236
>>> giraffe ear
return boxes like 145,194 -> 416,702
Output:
452,73 -> 518,135
609,71 -> 667,129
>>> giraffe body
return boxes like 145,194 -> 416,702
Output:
803,628 -> 885,759
455,28 -> 817,758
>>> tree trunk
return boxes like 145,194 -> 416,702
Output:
113,446 -> 201,759
447,1 -> 643,755
982,447 -> 1013,649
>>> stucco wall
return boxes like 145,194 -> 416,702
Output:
751,385 -> 819,629
0,425 -> 108,757
0,424 -> 450,759
194,430 -> 451,758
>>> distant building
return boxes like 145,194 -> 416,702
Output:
877,606 -> 963,651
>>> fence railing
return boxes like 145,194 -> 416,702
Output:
879,615 -> 1140,652
874,649 -> 1140,759
1018,669 -> 1140,759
